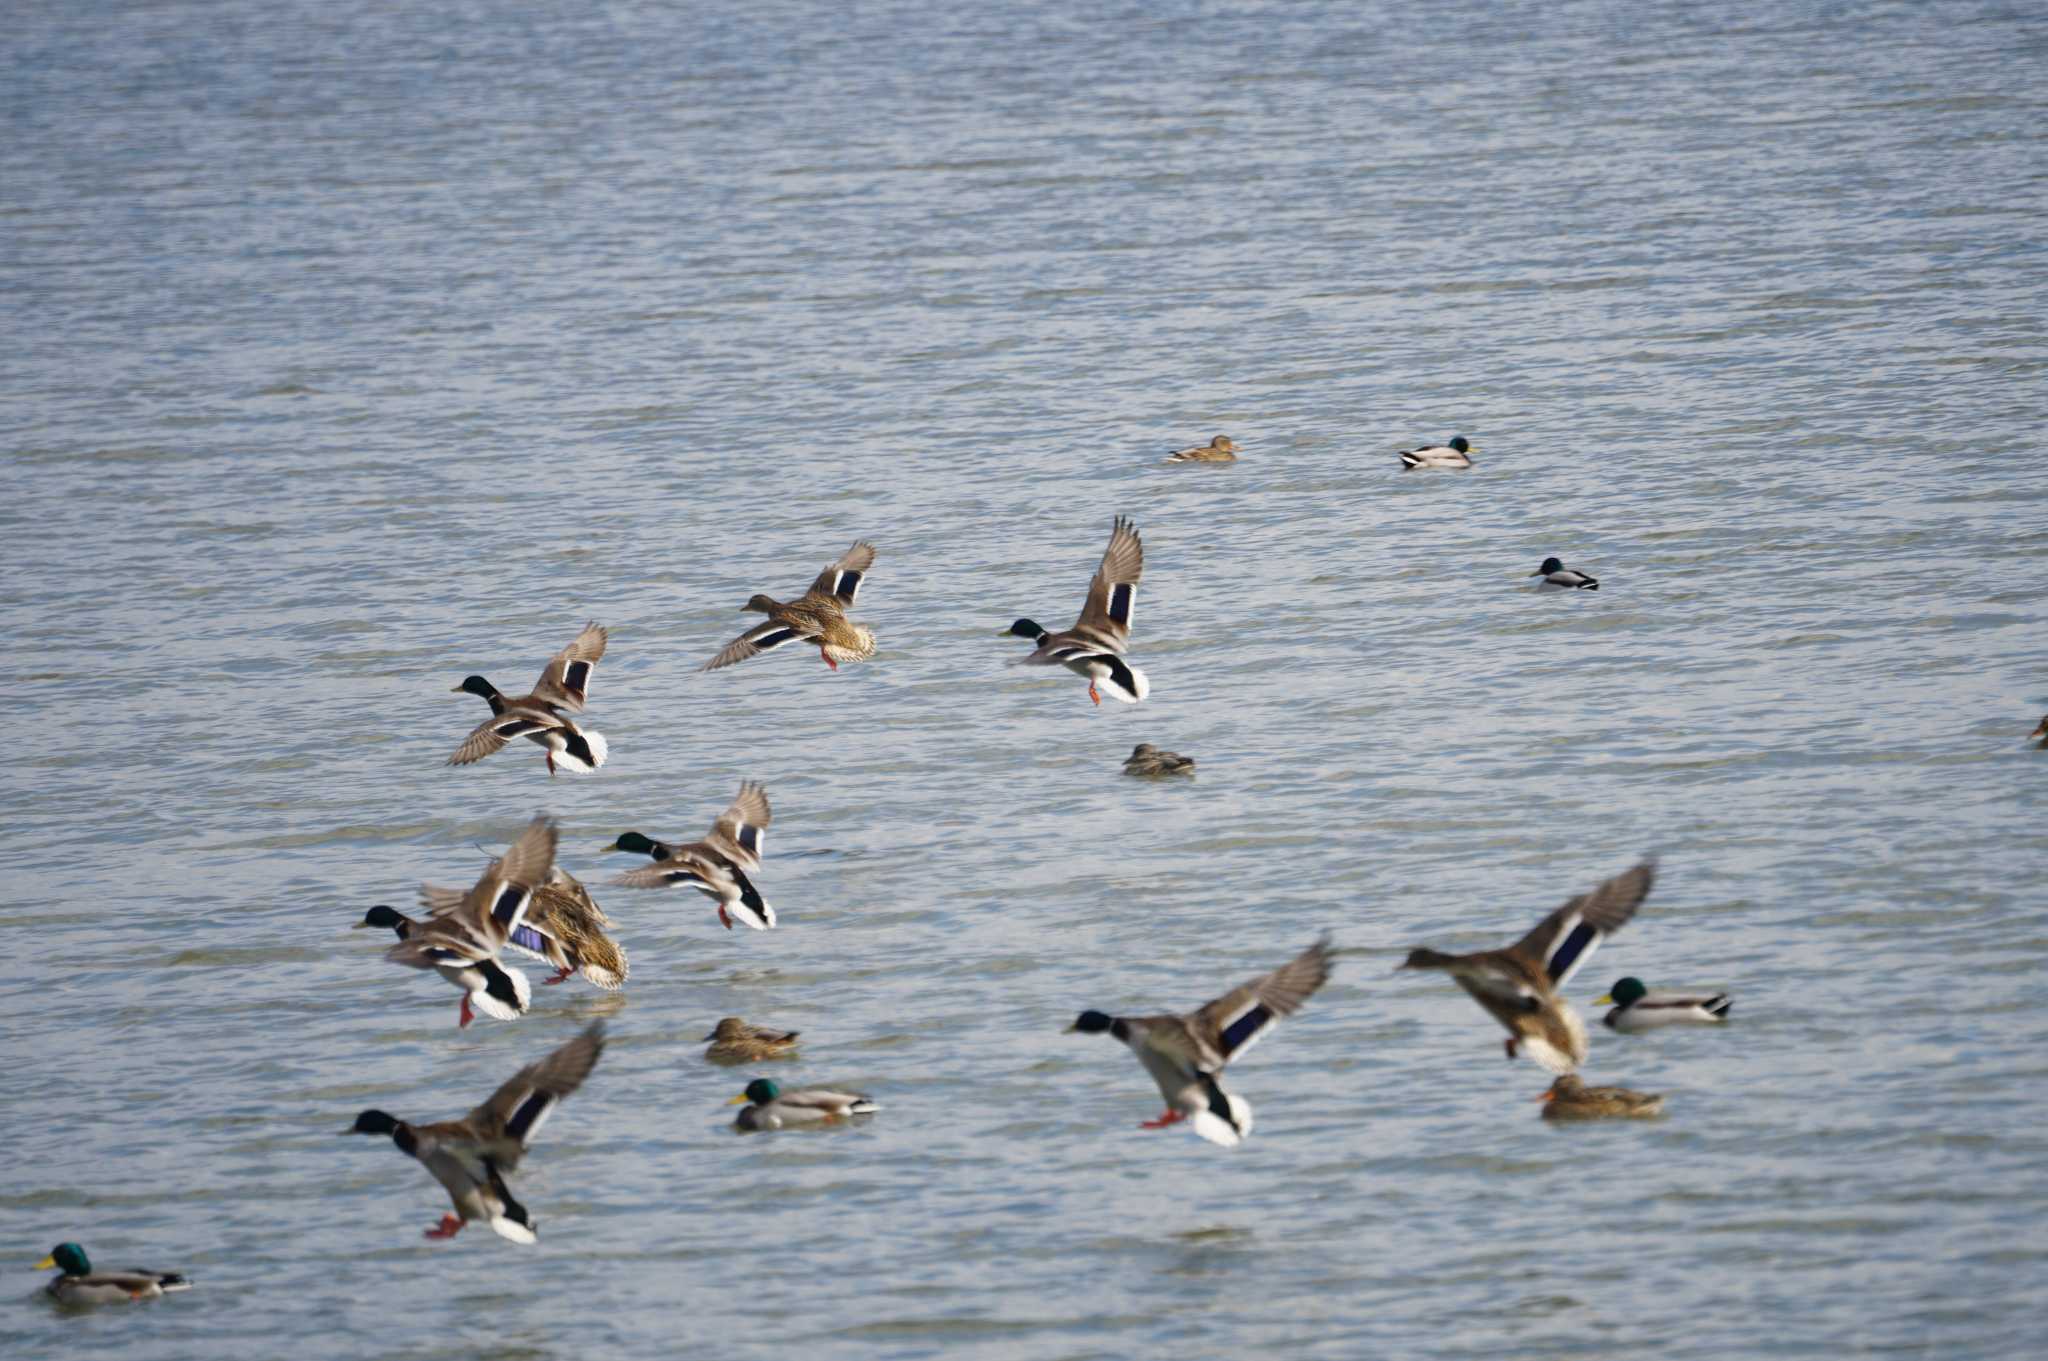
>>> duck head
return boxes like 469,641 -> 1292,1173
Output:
1596,977 -> 1647,1007
1448,436 -> 1472,453
343,1109 -> 400,1137
728,1078 -> 781,1106
354,904 -> 408,932
601,832 -> 662,856
1004,618 -> 1048,641
1064,1010 -> 1115,1035
1531,557 -> 1565,577
450,675 -> 499,699
741,594 -> 780,614
36,1243 -> 90,1276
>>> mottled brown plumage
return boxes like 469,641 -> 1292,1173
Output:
702,542 -> 876,671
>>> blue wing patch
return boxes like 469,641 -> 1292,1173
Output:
505,1091 -> 552,1142
736,824 -> 762,855
509,924 -> 549,954
1108,583 -> 1134,627
490,886 -> 528,926
1219,1004 -> 1271,1056
1547,921 -> 1599,984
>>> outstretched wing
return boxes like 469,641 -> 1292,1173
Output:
1068,515 -> 1142,651
808,541 -> 876,607
464,1023 -> 607,1166
1508,859 -> 1656,990
447,706 -> 562,766
531,622 -> 607,712
1187,934 -> 1335,1069
705,780 -> 771,867
445,815 -> 560,940
701,618 -> 817,672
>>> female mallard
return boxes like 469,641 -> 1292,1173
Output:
1005,515 -> 1149,705
1066,935 -> 1332,1148
378,815 -> 557,1027
1401,860 -> 1655,1073
1597,976 -> 1730,1031
1398,435 -> 1475,470
343,1023 -> 605,1242
1539,1073 -> 1665,1120
1530,556 -> 1599,590
604,781 -> 774,929
419,865 -> 627,991
35,1244 -> 189,1305
702,541 -> 876,671
1165,435 -> 1239,463
704,1018 -> 800,1064
728,1077 -> 879,1130
1123,743 -> 1195,777
448,622 -> 609,775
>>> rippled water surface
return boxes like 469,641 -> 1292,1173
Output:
6,1 -> 2048,1357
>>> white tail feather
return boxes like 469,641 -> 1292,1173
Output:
488,1216 -> 538,1245
1099,665 -> 1150,704
1189,1095 -> 1252,1148
552,728 -> 608,773
469,966 -> 531,1020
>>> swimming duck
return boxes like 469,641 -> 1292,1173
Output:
2030,715 -> 2047,747
35,1244 -> 190,1305
343,1022 -> 605,1243
728,1077 -> 879,1130
1399,435 -> 1475,470
702,541 -> 876,671
448,622 -> 609,774
1066,935 -> 1333,1148
1005,515 -> 1149,705
1165,435 -> 1239,463
704,1018 -> 800,1064
380,814 -> 557,1027
1400,859 -> 1655,1073
1530,557 -> 1599,590
1539,1073 -> 1665,1120
1597,976 -> 1730,1031
1122,743 -> 1195,777
419,865 -> 627,991
604,781 -> 774,930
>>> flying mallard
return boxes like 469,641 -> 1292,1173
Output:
704,1018 -> 800,1064
449,622 -> 609,774
376,815 -> 557,1027
1123,743 -> 1195,777
1539,1073 -> 1665,1120
702,541 -> 876,672
604,781 -> 774,930
1165,435 -> 1239,463
1530,556 -> 1598,590
1401,859 -> 1655,1073
1005,515 -> 1149,705
418,865 -> 626,991
1066,935 -> 1333,1148
1597,976 -> 1729,1031
343,1023 -> 605,1242
34,1244 -> 189,1305
728,1077 -> 879,1130
1399,435 -> 1475,470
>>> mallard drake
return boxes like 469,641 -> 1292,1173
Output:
1597,976 -> 1730,1031
1165,435 -> 1239,463
704,1017 -> 800,1064
1539,1073 -> 1665,1120
343,1023 -> 605,1242
1401,859 -> 1655,1073
604,781 -> 774,930
1530,556 -> 1598,590
420,865 -> 626,991
449,622 -> 609,774
378,815 -> 557,1027
729,1077 -> 878,1130
1066,935 -> 1333,1148
1398,435 -> 1475,470
702,541 -> 876,671
2029,715 -> 2047,746
1005,515 -> 1149,706
1123,743 -> 1195,777
35,1244 -> 189,1305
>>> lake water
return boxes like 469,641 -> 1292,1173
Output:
6,1 -> 2047,1357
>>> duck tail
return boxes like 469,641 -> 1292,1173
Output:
1706,995 -> 1732,1020
1097,657 -> 1149,703
472,960 -> 531,1020
729,868 -> 776,930
553,728 -> 608,773
1188,1076 -> 1252,1147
